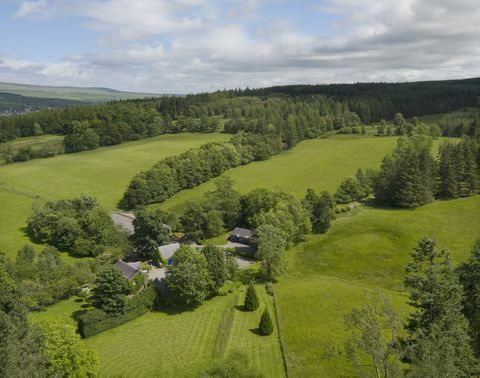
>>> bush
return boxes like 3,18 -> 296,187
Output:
243,283 -> 259,311
258,309 -> 274,336
78,287 -> 156,338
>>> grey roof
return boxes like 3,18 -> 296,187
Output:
230,227 -> 253,239
114,260 -> 141,280
111,212 -> 172,236
158,242 -> 180,260
111,212 -> 135,235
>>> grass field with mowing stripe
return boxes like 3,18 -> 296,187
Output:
0,132 -> 230,257
32,285 -> 285,377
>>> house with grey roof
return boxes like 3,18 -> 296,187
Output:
158,242 -> 180,266
111,213 -> 135,235
114,260 -> 141,281
111,212 -> 172,236
229,227 -> 253,245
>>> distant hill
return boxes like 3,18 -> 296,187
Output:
0,82 -> 160,103
0,92 -> 87,115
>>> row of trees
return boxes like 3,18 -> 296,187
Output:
334,136 -> 479,209
27,195 -> 130,257
346,237 -> 480,377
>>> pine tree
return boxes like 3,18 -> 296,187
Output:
258,309 -> 274,335
438,142 -> 458,198
458,239 -> 480,356
244,283 -> 259,311
404,238 -> 479,376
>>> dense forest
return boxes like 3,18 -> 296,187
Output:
242,77 -> 480,123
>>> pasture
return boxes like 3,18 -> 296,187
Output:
0,132 -> 230,256
159,135 -> 399,213
275,196 -> 480,377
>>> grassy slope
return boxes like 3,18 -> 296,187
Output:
0,82 -> 158,102
160,136 -> 399,213
31,286 -> 284,378
275,196 -> 480,377
0,133 -> 230,256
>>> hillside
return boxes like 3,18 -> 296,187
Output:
0,81 -> 160,102
276,196 -> 480,376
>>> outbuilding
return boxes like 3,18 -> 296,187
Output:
229,227 -> 253,245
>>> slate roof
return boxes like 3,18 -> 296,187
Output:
158,242 -> 180,260
230,227 -> 253,239
114,260 -> 141,280
111,213 -> 135,235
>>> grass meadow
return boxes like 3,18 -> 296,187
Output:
159,135 -> 399,213
275,196 -> 480,377
0,132 -> 230,257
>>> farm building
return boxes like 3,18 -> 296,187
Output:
114,260 -> 141,281
229,227 -> 253,245
158,242 -> 180,266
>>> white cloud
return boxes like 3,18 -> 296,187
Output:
6,0 -> 480,92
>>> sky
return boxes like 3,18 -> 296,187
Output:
0,0 -> 479,93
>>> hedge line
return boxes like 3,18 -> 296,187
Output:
78,287 -> 157,338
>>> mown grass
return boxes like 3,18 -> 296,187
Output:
29,284 -> 284,377
0,133 -> 230,257
275,196 -> 480,377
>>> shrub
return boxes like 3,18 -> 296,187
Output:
78,287 -> 156,338
243,283 -> 259,311
258,309 -> 274,336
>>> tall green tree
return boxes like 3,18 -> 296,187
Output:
39,320 -> 98,377
254,224 -> 287,280
166,245 -> 213,307
458,239 -> 480,356
202,245 -> 227,294
0,251 -> 46,377
90,266 -> 131,314
345,291 -> 401,378
404,238 -> 478,376
133,208 -> 174,260
258,309 -> 274,336
244,283 -> 259,312
375,137 -> 437,208
204,177 -> 241,230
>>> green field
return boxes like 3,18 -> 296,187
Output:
0,81 -> 159,102
0,133 -> 230,256
159,135 -> 399,213
31,286 -> 285,377
159,135 -> 451,214
275,196 -> 480,377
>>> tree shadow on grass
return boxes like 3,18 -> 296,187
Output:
249,328 -> 263,336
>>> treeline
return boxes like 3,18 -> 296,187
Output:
333,135 -> 480,208
240,77 -> 480,123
